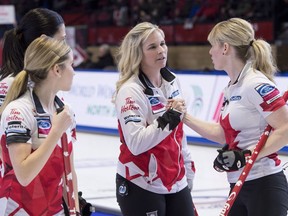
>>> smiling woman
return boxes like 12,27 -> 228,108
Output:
113,22 -> 197,216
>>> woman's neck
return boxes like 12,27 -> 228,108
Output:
33,86 -> 57,113
141,68 -> 162,87
227,61 -> 246,85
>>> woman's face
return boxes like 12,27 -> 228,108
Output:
59,50 -> 75,91
53,24 -> 66,41
141,30 -> 167,71
209,42 -> 225,71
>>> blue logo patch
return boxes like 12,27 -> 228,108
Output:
38,120 -> 51,129
230,96 -> 241,101
171,90 -> 179,98
36,116 -> 51,138
257,84 -> 275,96
148,96 -> 165,114
149,97 -> 160,105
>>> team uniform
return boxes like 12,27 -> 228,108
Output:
115,67 -> 195,216
0,75 -> 14,107
220,62 -> 288,215
0,89 -> 76,216
0,76 -> 14,192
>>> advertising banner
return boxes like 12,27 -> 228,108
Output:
64,70 -> 288,154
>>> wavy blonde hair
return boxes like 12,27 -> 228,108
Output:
208,18 -> 277,82
114,22 -> 164,95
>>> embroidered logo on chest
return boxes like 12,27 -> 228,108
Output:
148,97 -> 165,114
36,116 -> 51,138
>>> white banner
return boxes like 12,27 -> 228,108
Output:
0,5 -> 15,25
63,70 -> 288,153
62,71 -> 117,129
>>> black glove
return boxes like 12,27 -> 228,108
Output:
157,109 -> 181,131
79,191 -> 93,216
213,144 -> 251,172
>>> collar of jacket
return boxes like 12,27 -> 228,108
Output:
31,90 -> 65,114
138,67 -> 176,96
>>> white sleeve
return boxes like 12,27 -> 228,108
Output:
1,103 -> 35,145
115,84 -> 179,155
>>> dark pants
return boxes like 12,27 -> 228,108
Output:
228,171 -> 288,216
116,174 -> 195,216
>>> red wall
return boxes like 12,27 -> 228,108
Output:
85,21 -> 274,46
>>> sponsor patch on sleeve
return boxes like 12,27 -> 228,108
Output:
255,83 -> 285,111
5,121 -> 31,144
4,108 -> 31,144
123,114 -> 141,124
0,82 -> 9,104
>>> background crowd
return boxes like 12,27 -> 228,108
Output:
0,0 -> 287,71
1,0 -> 287,40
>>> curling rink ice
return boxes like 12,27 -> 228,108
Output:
74,132 -> 288,216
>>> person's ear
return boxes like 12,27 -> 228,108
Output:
222,43 -> 229,55
52,64 -> 62,78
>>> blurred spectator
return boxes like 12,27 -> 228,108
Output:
233,0 -> 254,19
130,0 -> 153,25
183,0 -> 202,28
219,0 -> 272,22
77,44 -> 116,70
157,0 -> 175,25
76,50 -> 95,69
184,0 -> 224,29
2,0 -> 274,28
93,44 -> 116,69
218,0 -> 238,21
113,0 -> 129,26
275,0 -> 288,40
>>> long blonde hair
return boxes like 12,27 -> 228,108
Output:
208,18 -> 277,82
0,35 -> 71,114
114,22 -> 165,95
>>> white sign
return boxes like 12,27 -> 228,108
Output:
0,5 -> 16,25
63,71 -> 117,130
63,70 -> 288,153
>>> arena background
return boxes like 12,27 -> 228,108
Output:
0,1 -> 288,215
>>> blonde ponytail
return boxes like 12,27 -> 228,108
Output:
0,70 -> 28,114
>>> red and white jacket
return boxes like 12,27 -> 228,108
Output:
0,89 -> 76,216
220,62 -> 286,183
115,67 -> 195,194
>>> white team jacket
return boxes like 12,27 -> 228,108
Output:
115,68 -> 195,194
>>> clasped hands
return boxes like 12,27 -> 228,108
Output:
167,99 -> 252,172
167,98 -> 187,114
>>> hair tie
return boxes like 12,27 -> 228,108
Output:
27,75 -> 35,89
249,40 -> 254,46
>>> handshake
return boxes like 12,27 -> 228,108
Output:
213,144 -> 251,172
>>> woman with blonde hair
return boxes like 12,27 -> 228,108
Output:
0,35 -> 80,215
114,22 -> 196,216
182,18 -> 288,215
0,7 -> 66,191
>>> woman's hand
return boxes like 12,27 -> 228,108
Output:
167,98 -> 187,114
52,105 -> 74,136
